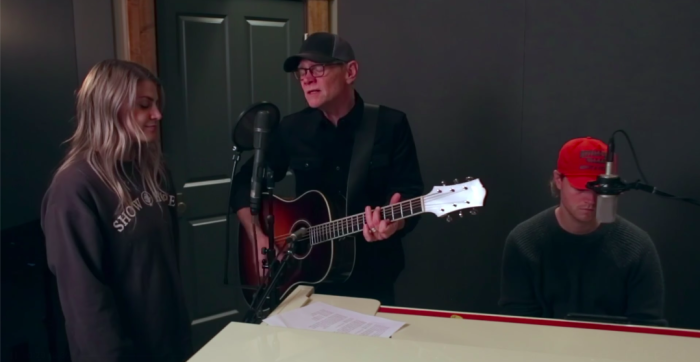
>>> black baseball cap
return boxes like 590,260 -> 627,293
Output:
283,32 -> 355,72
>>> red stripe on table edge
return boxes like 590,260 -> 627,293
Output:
377,306 -> 700,339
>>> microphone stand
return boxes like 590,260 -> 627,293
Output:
263,165 -> 278,303
618,180 -> 700,207
242,231 -> 304,324
223,146 -> 242,284
588,175 -> 700,207
587,129 -> 700,213
242,165 -> 280,323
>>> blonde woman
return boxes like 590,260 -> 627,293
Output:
41,59 -> 192,362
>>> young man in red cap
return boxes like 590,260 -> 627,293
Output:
498,137 -> 666,326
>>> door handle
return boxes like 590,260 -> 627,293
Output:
177,201 -> 187,216
177,192 -> 187,216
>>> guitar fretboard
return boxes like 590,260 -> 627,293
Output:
308,197 -> 424,245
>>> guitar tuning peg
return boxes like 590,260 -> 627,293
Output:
453,178 -> 459,184
446,214 -> 453,222
470,209 -> 477,216
441,180 -> 446,185
459,211 -> 464,218
465,176 -> 474,181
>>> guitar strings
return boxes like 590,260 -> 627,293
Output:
273,192 -> 473,243
268,192 -> 474,244
275,199 -> 423,241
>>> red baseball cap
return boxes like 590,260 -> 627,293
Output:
557,137 -> 608,190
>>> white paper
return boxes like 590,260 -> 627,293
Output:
263,302 -> 406,338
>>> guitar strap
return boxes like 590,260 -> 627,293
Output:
345,103 -> 380,218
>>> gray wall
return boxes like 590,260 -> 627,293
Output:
73,0 -> 117,81
1,1 -> 116,360
339,0 -> 700,330
1,0 -> 115,230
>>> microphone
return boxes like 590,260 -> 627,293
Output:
250,110 -> 273,216
285,227 -> 307,254
595,140 -> 618,223
286,227 -> 308,243
584,129 -> 700,217
587,137 -> 626,223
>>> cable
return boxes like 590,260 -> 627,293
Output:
610,129 -> 649,184
223,149 -> 242,285
629,180 -> 700,207
223,161 -> 237,284
611,129 -> 700,207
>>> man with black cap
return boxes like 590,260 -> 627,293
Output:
230,32 -> 424,305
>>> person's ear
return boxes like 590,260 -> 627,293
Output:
345,60 -> 358,84
553,170 -> 563,191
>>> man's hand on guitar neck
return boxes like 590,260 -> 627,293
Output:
363,193 -> 405,242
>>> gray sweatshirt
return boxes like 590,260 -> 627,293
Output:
41,158 -> 192,362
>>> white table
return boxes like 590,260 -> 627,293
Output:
188,286 -> 700,362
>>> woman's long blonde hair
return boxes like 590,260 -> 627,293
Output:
56,59 -> 168,214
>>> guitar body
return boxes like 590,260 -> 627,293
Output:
238,190 -> 356,307
237,177 -> 489,310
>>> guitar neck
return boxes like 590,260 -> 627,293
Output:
308,196 -> 425,245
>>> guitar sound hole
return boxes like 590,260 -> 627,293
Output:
288,221 -> 313,259
293,238 -> 311,258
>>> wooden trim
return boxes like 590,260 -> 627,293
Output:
128,0 -> 157,74
306,0 -> 331,34
115,0 -> 157,75
117,0 -> 331,74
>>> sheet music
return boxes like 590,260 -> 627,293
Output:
263,302 -> 406,338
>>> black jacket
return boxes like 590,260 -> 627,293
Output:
231,92 -> 424,285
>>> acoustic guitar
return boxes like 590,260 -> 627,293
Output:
238,177 -> 487,307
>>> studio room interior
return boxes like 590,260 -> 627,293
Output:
2,0 -> 700,361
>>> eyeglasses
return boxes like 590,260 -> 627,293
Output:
293,63 -> 343,80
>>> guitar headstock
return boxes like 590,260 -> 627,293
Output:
424,177 -> 487,220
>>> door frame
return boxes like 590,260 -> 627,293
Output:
112,0 -> 332,74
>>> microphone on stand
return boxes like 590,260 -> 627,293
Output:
286,227 -> 308,249
586,129 -> 700,225
250,110 -> 273,216
594,137 -> 619,223
587,134 -> 629,223
223,101 -> 279,286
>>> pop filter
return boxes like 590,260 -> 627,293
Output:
231,101 -> 281,151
